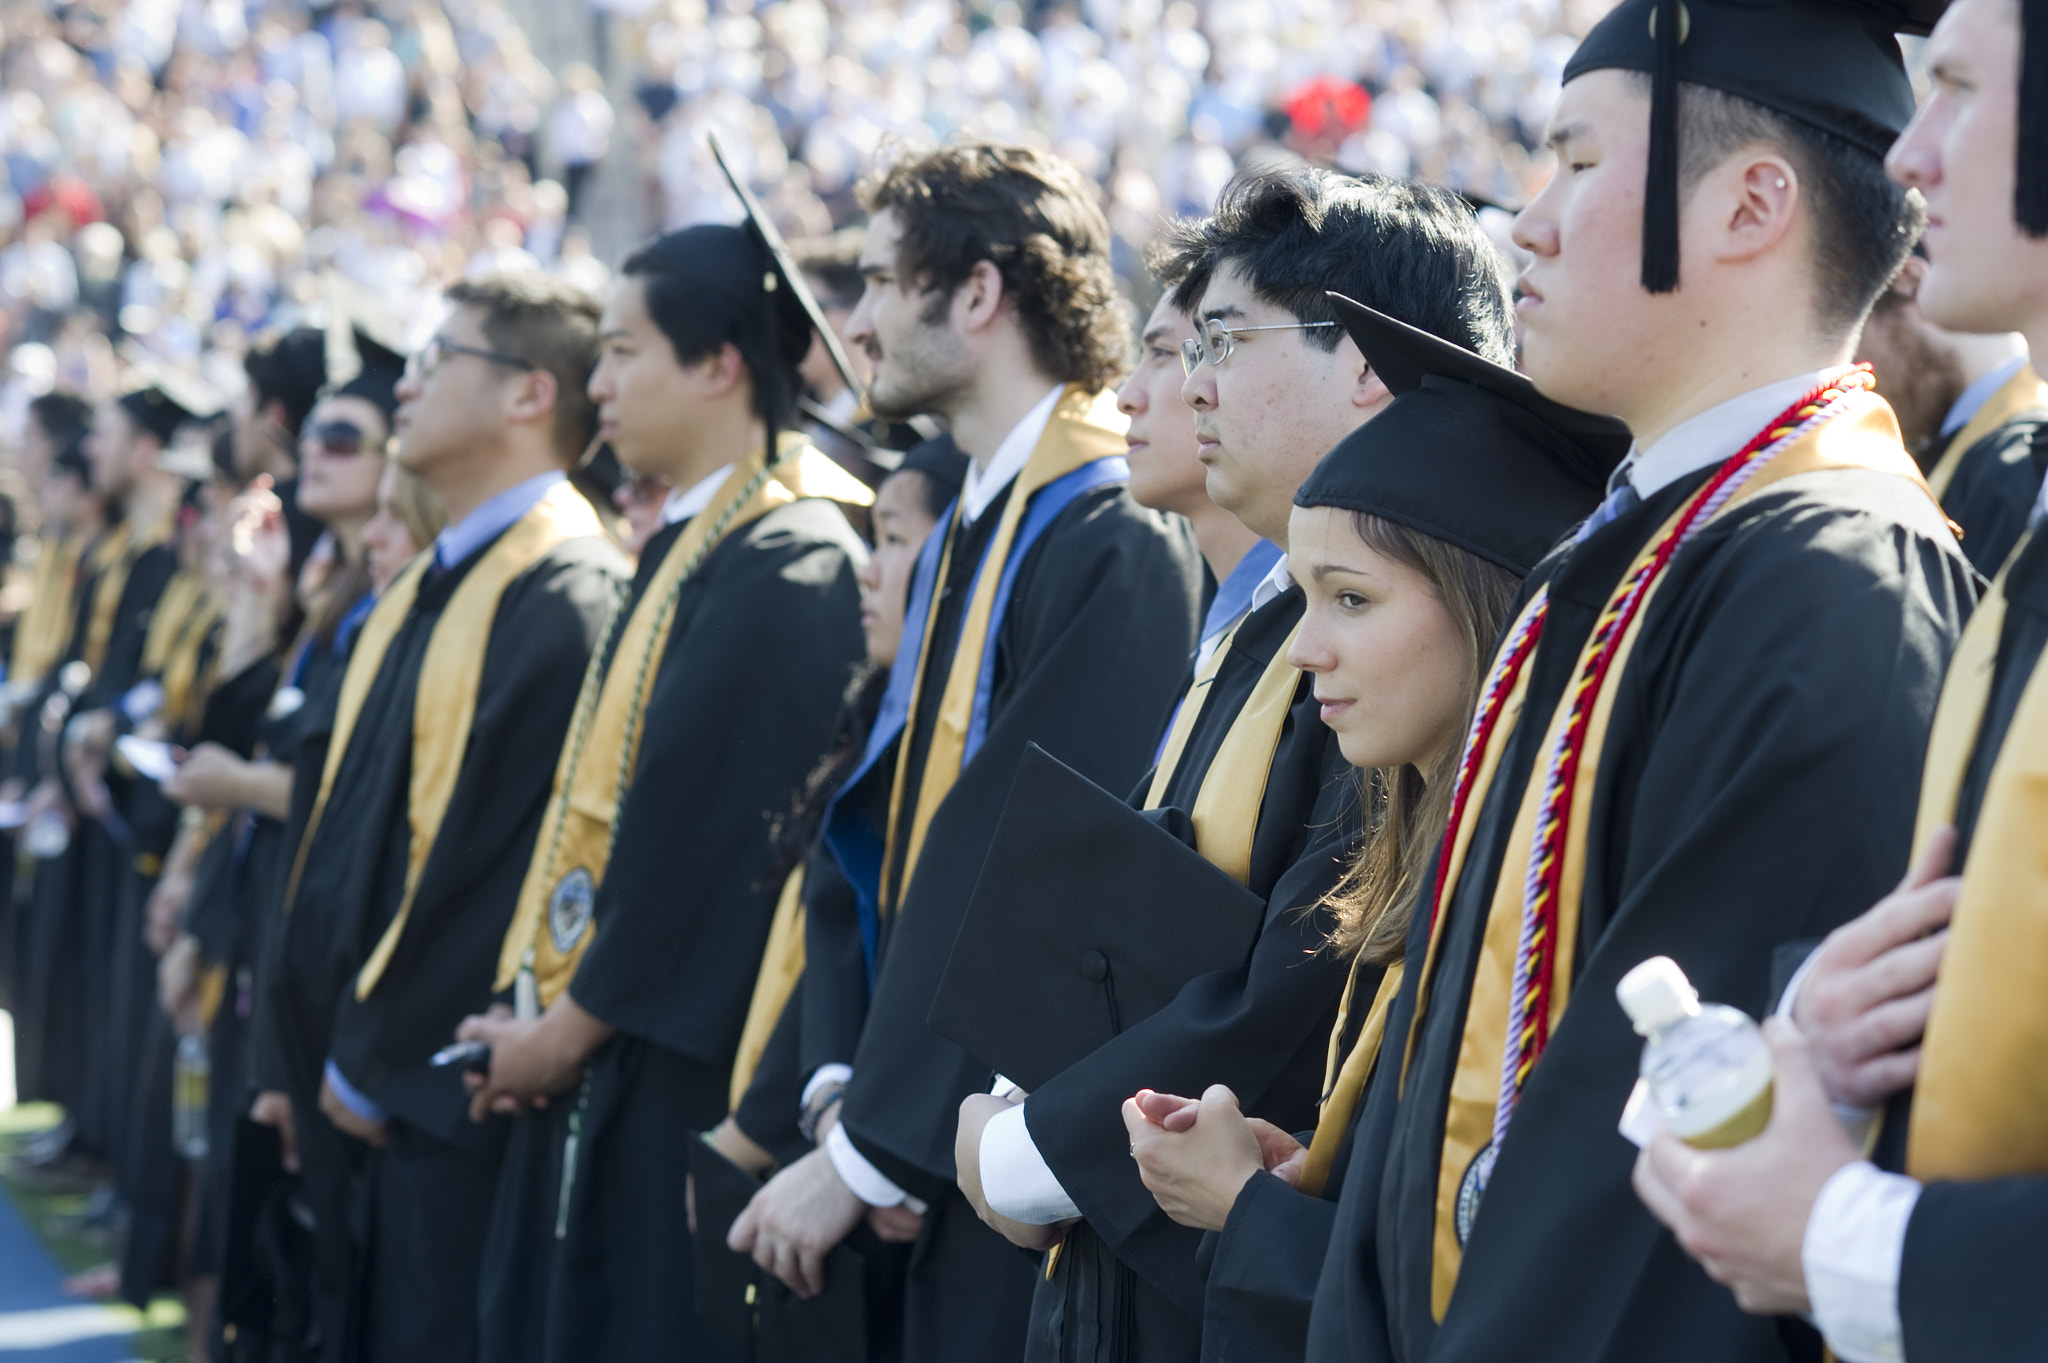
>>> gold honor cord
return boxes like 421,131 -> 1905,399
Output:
1926,365 -> 2048,501
878,385 -> 1128,913
1423,394 -> 1934,1317
284,483 -> 602,921
11,534 -> 83,688
494,442 -> 871,1007
1906,532 -> 2048,1181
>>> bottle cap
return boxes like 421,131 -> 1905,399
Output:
1616,956 -> 1700,1036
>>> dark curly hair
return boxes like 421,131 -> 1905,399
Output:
858,143 -> 1130,391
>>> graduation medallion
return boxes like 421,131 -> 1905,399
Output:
1454,1141 -> 1496,1247
548,867 -> 596,954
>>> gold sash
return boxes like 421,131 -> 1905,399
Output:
727,866 -> 808,1110
882,385 -> 1127,910
1299,961 -> 1404,1197
160,594 -> 222,734
1925,364 -> 2048,501
1905,532 -> 2048,1179
140,573 -> 203,676
1426,395 -> 1931,1316
82,522 -> 143,677
493,444 -> 871,1007
11,533 -> 82,688
280,482 -> 598,933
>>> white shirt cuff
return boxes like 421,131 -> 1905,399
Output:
1778,947 -> 1881,1148
980,1103 -> 1081,1225
1802,1160 -> 1921,1363
824,1121 -> 907,1209
802,1063 -> 853,1110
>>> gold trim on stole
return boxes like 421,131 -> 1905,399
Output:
1425,394 -> 1932,1317
11,533 -> 83,688
728,865 -> 808,1111
1299,960 -> 1404,1198
879,385 -> 1127,912
1925,365 -> 2048,502
1906,530 -> 2048,1180
492,444 -> 871,1007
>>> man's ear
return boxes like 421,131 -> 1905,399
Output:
506,366 -> 561,429
697,342 -> 750,399
1349,340 -> 1392,411
952,259 -> 1007,336
1711,154 -> 1801,265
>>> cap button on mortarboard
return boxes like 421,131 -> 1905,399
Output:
1080,950 -> 1109,983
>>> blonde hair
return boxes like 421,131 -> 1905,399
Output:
385,458 -> 446,550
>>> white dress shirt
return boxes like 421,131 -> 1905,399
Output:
662,463 -> 735,526
1614,370 -> 1830,500
820,386 -> 1062,1211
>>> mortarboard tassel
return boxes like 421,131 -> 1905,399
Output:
2020,0 -> 2048,237
1641,0 -> 1685,291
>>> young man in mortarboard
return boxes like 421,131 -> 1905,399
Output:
1857,251 -> 2045,574
946,170 -> 1518,1363
262,273 -> 626,1362
1311,2 -> 1982,1360
724,144 -> 1205,1362
1634,2 -> 2048,1360
447,223 -> 872,1363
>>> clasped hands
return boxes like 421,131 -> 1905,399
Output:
1631,828 -> 1960,1316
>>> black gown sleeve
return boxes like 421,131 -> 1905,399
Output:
1899,1174 -> 2048,1363
1939,420 -> 2048,577
838,490 -> 1202,1196
798,846 -> 868,1083
1202,1167 -> 1339,1363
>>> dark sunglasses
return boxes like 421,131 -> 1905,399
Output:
312,420 -> 372,455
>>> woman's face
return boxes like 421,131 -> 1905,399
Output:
296,395 -> 387,525
362,462 -> 422,594
856,471 -> 941,666
1285,505 -> 1474,771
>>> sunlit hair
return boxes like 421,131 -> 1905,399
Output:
1324,513 -> 1520,965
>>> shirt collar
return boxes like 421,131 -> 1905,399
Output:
1249,549 -> 1294,617
1940,353 -> 2030,439
1618,371 -> 1830,500
960,384 -> 1065,524
433,470 -> 563,570
662,463 -> 736,526
1201,539 -> 1286,647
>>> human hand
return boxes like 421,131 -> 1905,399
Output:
1131,1088 -> 1201,1132
318,1073 -> 388,1148
1124,1085 -> 1274,1232
954,1091 -> 1063,1251
251,1089 -> 299,1172
727,1145 -> 868,1299
162,743 -> 250,810
224,480 -> 289,592
866,1203 -> 926,1243
144,870 -> 194,955
1632,1018 -> 1861,1315
156,934 -> 203,1031
1793,827 -> 1959,1108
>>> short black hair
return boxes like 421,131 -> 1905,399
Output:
1657,76 -> 1923,337
27,391 -> 91,446
243,328 -> 328,438
793,229 -> 867,311
1155,168 -> 1516,367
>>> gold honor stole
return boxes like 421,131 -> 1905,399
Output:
11,533 -> 83,688
1904,531 -> 2048,1180
278,481 -> 599,948
81,513 -> 173,677
1414,385 -> 1935,1318
880,385 -> 1127,911
493,444 -> 871,1018
1925,364 -> 2048,501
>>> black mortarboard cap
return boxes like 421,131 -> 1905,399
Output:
687,1137 -> 874,1360
118,371 -> 217,447
1564,0 -> 1928,292
893,434 -> 968,505
929,745 -> 1265,1092
1297,294 -> 1631,575
332,328 -> 405,421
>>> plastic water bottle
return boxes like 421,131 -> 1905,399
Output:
173,1033 -> 210,1161
1616,956 -> 1774,1149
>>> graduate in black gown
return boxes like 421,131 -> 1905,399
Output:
1312,3 -> 1981,1359
727,144 -> 1203,1363
1856,254 -> 2047,576
950,172 -> 1518,1363
1122,300 -> 1626,1363
265,272 -> 625,1363
1633,3 -> 2048,1360
454,225 -> 871,1363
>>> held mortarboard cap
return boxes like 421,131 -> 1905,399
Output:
332,329 -> 406,422
1296,294 -> 1633,576
117,364 -> 221,448
1564,0 -> 1929,292
321,274 -> 410,422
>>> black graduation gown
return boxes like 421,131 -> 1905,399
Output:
821,482 -> 1202,1363
1310,463 -> 1974,1363
1876,528 -> 2048,1363
1020,587 -> 1364,1363
1936,417 -> 2048,576
273,529 -> 622,1363
480,500 -> 866,1363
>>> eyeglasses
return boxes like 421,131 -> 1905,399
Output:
406,335 -> 537,380
311,419 -> 371,455
1180,317 -> 1340,375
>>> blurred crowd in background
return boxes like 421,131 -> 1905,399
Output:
0,0 -> 1607,502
